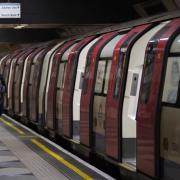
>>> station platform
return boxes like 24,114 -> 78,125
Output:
0,114 -> 114,180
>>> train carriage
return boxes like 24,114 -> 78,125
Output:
1,15 -> 180,180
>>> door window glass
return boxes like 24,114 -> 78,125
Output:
94,61 -> 106,93
170,34 -> 180,53
104,61 -> 112,94
114,53 -> 125,97
162,57 -> 180,104
29,65 -> 35,84
14,65 -> 19,82
57,62 -> 66,89
140,42 -> 157,104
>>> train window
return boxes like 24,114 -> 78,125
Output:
104,60 -> 112,94
162,58 -> 180,104
114,53 -> 125,97
4,67 -> 9,82
82,54 -> 91,94
141,42 -> 157,104
57,63 -> 66,89
14,65 -> 19,82
82,66 -> 89,94
141,59 -> 154,103
79,72 -> 84,89
170,34 -> 180,53
94,61 -> 106,93
29,65 -> 35,84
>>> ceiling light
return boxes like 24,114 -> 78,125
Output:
14,24 -> 28,29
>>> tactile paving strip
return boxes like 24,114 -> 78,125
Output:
0,141 -> 37,180
0,125 -> 68,180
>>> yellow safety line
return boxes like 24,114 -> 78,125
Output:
31,138 -> 94,180
0,117 -> 25,135
19,135 -> 36,138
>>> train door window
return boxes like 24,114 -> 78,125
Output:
29,64 -> 35,85
94,61 -> 106,93
57,62 -> 66,89
56,60 -> 67,133
82,55 -> 91,94
93,58 -> 111,152
141,42 -> 157,104
160,34 -> 180,180
114,53 -> 125,97
162,58 -> 180,103
4,65 -> 9,83
14,65 -> 19,83
104,61 -> 112,94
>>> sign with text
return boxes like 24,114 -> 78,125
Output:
0,3 -> 21,18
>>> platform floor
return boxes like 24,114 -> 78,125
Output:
0,114 -> 114,180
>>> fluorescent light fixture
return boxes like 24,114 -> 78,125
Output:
14,24 -> 28,29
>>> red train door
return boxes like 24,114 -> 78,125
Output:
0,54 -> 9,75
29,43 -> 55,124
14,48 -> 35,115
21,47 -> 45,121
8,51 -> 26,115
3,52 -> 20,109
62,36 -> 96,138
106,24 -> 152,160
46,41 -> 75,133
137,19 -> 180,178
80,32 -> 118,147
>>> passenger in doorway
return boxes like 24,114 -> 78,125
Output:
0,74 -> 6,116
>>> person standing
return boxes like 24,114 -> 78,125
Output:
0,74 -> 6,116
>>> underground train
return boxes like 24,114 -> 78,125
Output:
0,16 -> 180,180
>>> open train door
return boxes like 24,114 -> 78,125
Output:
80,31 -> 119,147
72,37 -> 101,141
137,18 -> 180,179
106,24 -> 153,161
46,40 -> 76,135
62,36 -> 96,139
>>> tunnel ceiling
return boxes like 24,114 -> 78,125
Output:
0,0 -> 179,43
0,0 -> 178,24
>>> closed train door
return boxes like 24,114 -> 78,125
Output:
92,34 -> 126,153
80,31 -> 120,147
72,36 -> 101,141
8,51 -> 26,115
121,21 -> 169,166
21,47 -> 45,121
46,41 -> 76,134
106,24 -> 152,160
14,49 -> 35,115
29,43 -> 56,124
38,42 -> 64,128
62,36 -> 96,139
28,49 -> 45,121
